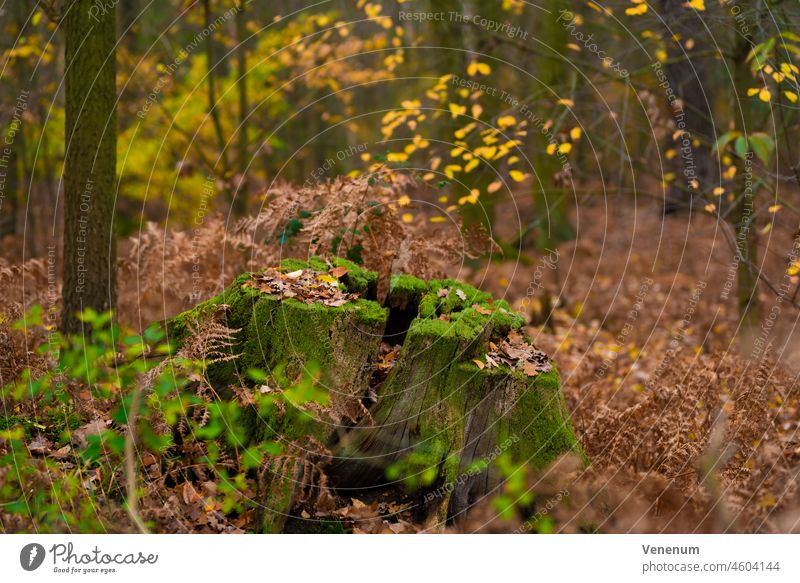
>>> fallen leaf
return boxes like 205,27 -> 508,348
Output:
183,482 -> 199,505
27,435 -> 52,456
51,445 -> 72,459
523,361 -> 541,377
71,419 -> 107,449
141,453 -> 158,466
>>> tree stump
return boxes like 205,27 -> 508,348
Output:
331,276 -> 583,526
168,257 -> 583,532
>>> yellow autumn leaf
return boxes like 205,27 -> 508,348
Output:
546,143 -> 557,155
448,103 -> 467,118
458,189 -> 480,205
497,115 -> 516,128
464,159 -> 480,173
454,123 -> 476,139
557,98 -> 575,107
413,135 -> 430,148
759,88 -> 772,102
398,195 -> 411,207
401,213 -> 414,223
570,127 -> 582,140
785,91 -> 798,103
444,164 -> 462,178
687,0 -> 705,10
364,3 -> 382,18
558,143 -> 573,154
768,204 -> 782,213
488,180 -> 503,193
509,170 -> 526,182
625,3 -> 648,15
467,61 -> 491,76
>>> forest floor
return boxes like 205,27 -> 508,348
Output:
1,191 -> 799,534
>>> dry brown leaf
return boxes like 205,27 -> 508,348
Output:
523,360 -> 540,377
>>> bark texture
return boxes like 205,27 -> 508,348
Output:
62,0 -> 117,333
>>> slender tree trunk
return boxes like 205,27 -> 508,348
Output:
118,0 -> 138,49
532,0 -> 574,252
0,0 -> 30,239
62,0 -> 118,333
234,0 -> 248,216
659,0 -> 718,214
0,131 -> 18,238
203,0 -> 232,208
731,34 -> 762,331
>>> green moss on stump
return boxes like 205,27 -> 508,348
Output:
332,280 -> 582,527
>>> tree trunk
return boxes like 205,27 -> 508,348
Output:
731,31 -> 762,331
659,0 -> 718,214
203,0 -> 232,208
233,0 -> 249,217
531,0 -> 575,252
62,0 -> 118,333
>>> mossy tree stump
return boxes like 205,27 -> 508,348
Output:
169,257 -> 582,532
331,277 -> 582,526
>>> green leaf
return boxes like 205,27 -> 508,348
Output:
713,131 -> 741,153
734,135 -> 749,159
748,133 -> 775,165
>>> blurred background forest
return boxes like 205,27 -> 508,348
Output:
2,0 -> 800,534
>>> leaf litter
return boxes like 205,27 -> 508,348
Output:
242,265 -> 358,307
476,329 -> 552,377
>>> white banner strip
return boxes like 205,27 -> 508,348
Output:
1,534 -> 797,582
